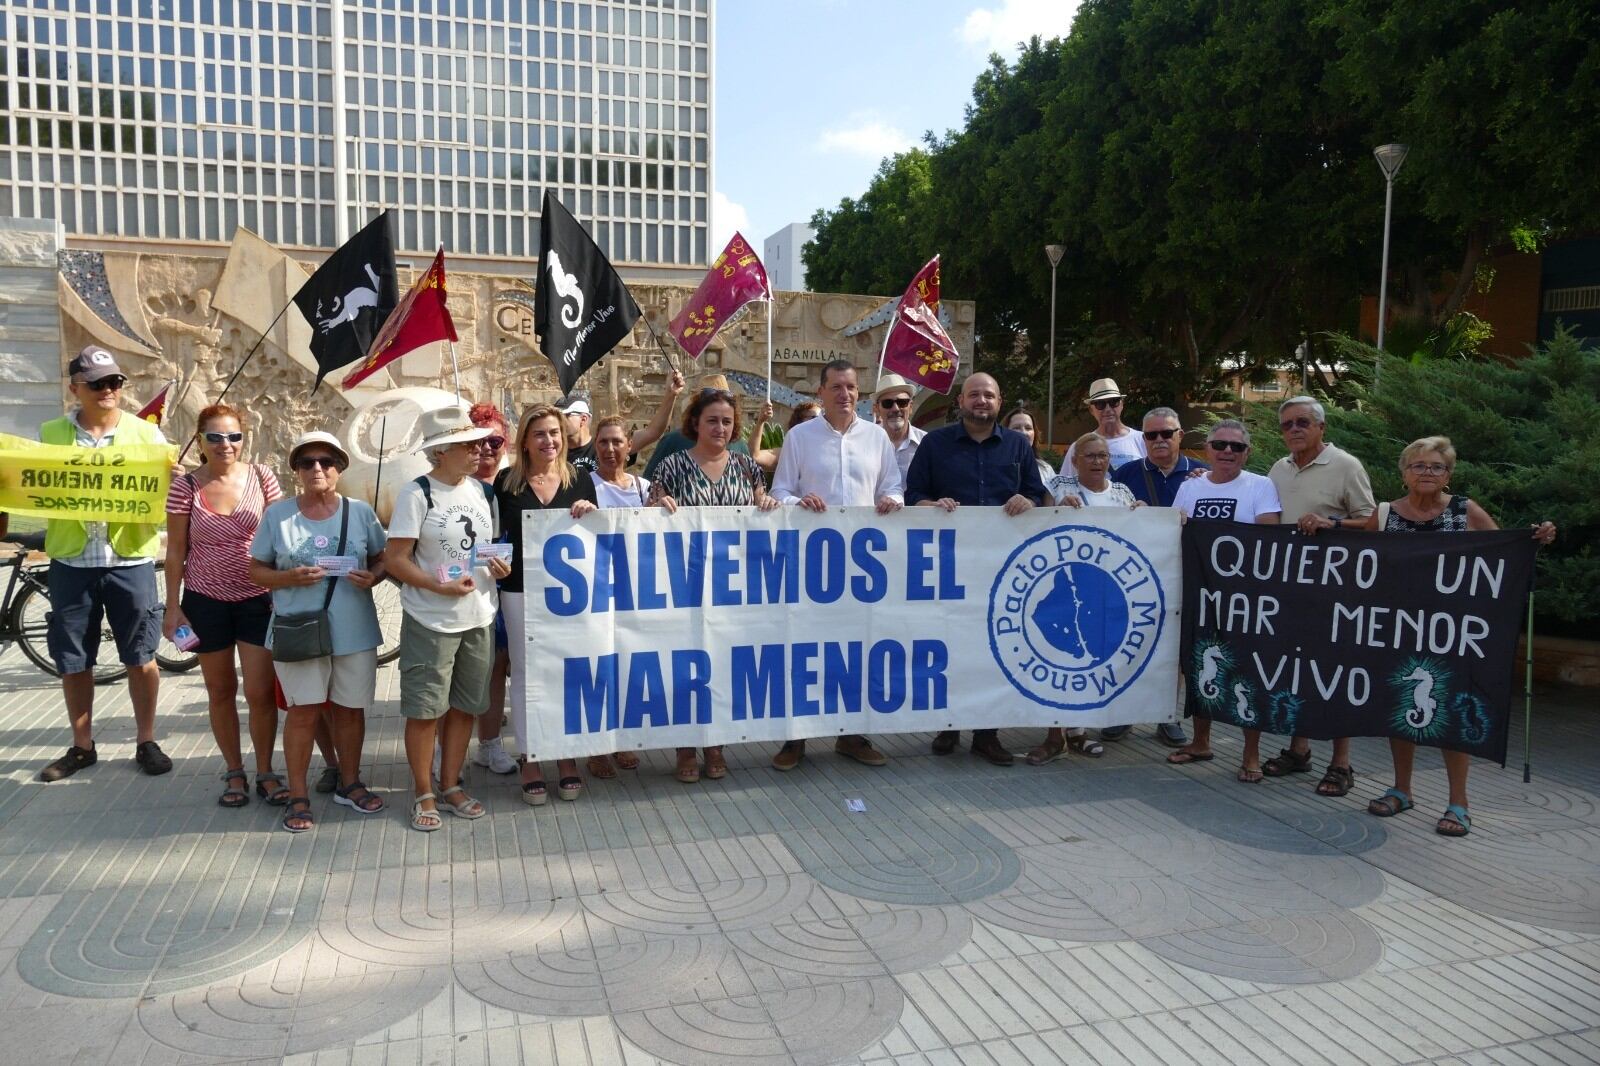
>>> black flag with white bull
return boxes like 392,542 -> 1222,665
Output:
292,211 -> 399,391
534,192 -> 641,396
1181,524 -> 1538,762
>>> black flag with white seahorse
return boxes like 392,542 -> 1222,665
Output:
533,192 -> 641,396
1181,524 -> 1537,761
291,211 -> 399,391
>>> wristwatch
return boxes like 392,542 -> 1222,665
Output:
1332,517 -> 1343,529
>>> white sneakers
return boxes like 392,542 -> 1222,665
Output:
473,737 -> 518,774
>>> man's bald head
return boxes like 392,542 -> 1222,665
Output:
958,373 -> 1001,428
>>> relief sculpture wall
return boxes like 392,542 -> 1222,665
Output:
49,245 -> 975,517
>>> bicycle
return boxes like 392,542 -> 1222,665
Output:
0,535 -> 199,683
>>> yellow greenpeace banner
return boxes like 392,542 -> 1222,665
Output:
0,433 -> 176,523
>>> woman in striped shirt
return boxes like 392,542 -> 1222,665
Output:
163,403 -> 285,809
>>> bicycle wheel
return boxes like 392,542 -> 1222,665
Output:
151,561 -> 200,672
374,578 -> 403,666
13,582 -> 130,685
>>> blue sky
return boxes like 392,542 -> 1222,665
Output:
712,0 -> 1077,255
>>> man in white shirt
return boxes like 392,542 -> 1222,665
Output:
873,371 -> 925,484
770,359 -> 903,770
1065,377 -> 1147,471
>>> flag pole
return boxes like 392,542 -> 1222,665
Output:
1523,587 -> 1535,783
639,308 -> 681,375
372,415 -> 387,511
178,299 -> 294,463
765,297 -> 774,403
447,339 -> 461,401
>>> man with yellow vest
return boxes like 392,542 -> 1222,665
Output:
37,346 -> 172,782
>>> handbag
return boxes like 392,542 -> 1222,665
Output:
270,498 -> 348,663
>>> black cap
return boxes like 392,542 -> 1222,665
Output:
68,345 -> 124,383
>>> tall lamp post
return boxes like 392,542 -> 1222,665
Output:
1044,244 -> 1065,448
1373,142 -> 1409,388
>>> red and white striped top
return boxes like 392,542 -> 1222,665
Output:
166,464 -> 283,602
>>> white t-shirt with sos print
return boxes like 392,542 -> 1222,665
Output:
388,475 -> 499,633
1171,470 -> 1282,524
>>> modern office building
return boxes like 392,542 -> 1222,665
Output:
763,220 -> 811,291
0,0 -> 713,271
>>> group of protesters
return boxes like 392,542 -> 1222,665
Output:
20,345 -> 1554,839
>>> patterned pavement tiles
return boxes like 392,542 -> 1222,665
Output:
0,653 -> 1596,1064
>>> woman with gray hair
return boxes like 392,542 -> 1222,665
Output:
1353,435 -> 1555,836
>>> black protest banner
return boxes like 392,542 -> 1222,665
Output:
1181,524 -> 1537,761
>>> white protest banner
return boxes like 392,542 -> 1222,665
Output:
519,505 -> 1182,759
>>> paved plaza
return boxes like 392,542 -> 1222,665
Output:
0,653 -> 1596,1065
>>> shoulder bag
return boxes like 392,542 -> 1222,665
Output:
269,498 -> 347,662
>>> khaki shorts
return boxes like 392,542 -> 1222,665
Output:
398,615 -> 494,719
274,648 -> 378,710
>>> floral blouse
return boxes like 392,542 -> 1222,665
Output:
649,449 -> 766,507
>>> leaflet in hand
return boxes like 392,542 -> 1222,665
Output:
472,543 -> 513,567
315,555 -> 361,576
434,561 -> 472,584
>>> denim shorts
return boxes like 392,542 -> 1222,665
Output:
46,562 -> 161,673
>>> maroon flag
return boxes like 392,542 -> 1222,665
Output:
343,248 -> 457,389
881,255 -> 959,393
136,380 -> 173,425
669,232 -> 772,358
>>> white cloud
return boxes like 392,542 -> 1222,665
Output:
711,189 -> 751,253
816,115 -> 917,160
959,0 -> 1078,53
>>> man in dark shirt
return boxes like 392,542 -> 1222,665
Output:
904,372 -> 1048,766
1104,405 -> 1205,745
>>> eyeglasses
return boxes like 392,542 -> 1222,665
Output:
477,435 -> 507,451
1279,417 -> 1315,430
1143,428 -> 1179,441
202,431 -> 244,444
1091,399 -> 1121,410
294,455 -> 339,470
80,377 -> 126,391
1208,440 -> 1249,453
1406,462 -> 1449,475
878,397 -> 911,409
1079,452 -> 1111,462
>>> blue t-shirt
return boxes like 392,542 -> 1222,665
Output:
250,496 -> 388,655
1112,455 -> 1211,507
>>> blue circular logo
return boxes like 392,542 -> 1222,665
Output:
988,525 -> 1166,710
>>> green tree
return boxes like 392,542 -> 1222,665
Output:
804,1 -> 1600,413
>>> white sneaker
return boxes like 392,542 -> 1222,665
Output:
475,737 -> 517,774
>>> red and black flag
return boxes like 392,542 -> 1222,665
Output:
343,248 -> 457,389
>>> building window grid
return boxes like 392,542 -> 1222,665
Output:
1,2 -> 710,264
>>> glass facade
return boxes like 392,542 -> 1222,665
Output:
0,0 -> 713,265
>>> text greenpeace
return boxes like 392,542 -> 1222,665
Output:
519,506 -> 1182,759
1181,524 -> 1538,761
0,432 -> 176,523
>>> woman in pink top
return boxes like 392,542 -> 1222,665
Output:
164,403 -> 285,809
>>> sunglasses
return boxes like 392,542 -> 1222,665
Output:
1279,417 -> 1315,430
80,377 -> 126,391
879,397 -> 911,409
1143,428 -> 1179,441
294,455 -> 340,470
1208,440 -> 1249,453
1091,398 -> 1121,410
477,435 -> 507,451
202,431 -> 244,444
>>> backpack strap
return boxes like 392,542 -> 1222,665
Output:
414,474 -> 434,514
1140,461 -> 1161,506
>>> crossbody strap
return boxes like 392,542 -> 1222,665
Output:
1140,461 -> 1161,506
321,498 -> 348,612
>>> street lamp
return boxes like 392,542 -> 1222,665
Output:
1373,143 -> 1409,387
1045,244 -> 1065,448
